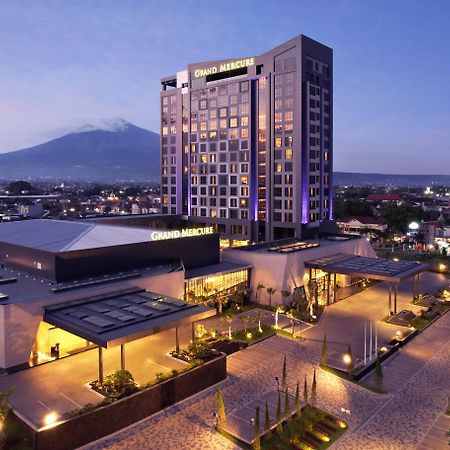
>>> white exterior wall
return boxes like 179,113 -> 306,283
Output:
222,238 -> 376,306
0,270 -> 185,370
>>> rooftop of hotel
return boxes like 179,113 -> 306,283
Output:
229,235 -> 361,254
0,219 -> 161,252
0,261 -> 182,304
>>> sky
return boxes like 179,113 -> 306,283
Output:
0,0 -> 449,174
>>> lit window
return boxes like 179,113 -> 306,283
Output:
275,112 -> 282,123
210,120 -> 217,130
285,149 -> 293,159
229,118 -> 238,128
285,111 -> 293,122
275,137 -> 282,148
229,129 -> 238,139
240,116 -> 249,127
191,123 -> 198,132
241,128 -> 249,138
162,126 -> 168,136
241,175 -> 248,185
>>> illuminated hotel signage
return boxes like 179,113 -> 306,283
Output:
150,226 -> 214,241
194,58 -> 255,78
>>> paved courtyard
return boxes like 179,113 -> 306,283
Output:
80,272 -> 449,450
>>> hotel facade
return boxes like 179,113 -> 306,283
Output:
160,35 -> 333,244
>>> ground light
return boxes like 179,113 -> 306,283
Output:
246,332 -> 253,339
343,354 -> 352,365
439,264 -> 447,272
43,412 -> 58,427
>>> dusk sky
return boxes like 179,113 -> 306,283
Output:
1,0 -> 449,174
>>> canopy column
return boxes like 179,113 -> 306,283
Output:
394,283 -> 398,314
120,344 -> 125,370
388,283 -> 392,316
98,347 -> 104,383
175,326 -> 180,353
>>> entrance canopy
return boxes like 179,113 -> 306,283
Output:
43,287 -> 215,348
305,253 -> 429,283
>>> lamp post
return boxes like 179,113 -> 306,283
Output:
250,417 -> 255,442
275,376 -> 280,392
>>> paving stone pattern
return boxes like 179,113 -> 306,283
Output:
82,307 -> 450,450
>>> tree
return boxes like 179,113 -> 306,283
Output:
264,400 -> 271,438
216,385 -> 226,430
266,287 -> 277,308
321,333 -> 328,366
274,306 -> 284,329
280,290 -> 291,305
252,406 -> 261,450
295,381 -> 301,415
375,355 -> 383,389
347,344 -> 355,373
307,279 -> 319,306
303,376 -> 308,406
223,313 -> 233,339
256,310 -> 263,333
311,368 -> 317,405
256,282 -> 265,303
0,389 -> 12,424
284,387 -> 291,423
285,309 -> 297,335
282,354 -> 287,389
276,390 -> 282,433
240,314 -> 250,332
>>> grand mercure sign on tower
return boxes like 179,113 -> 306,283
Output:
160,35 -> 333,244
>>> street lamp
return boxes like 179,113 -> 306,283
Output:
343,353 -> 352,365
275,376 -> 280,391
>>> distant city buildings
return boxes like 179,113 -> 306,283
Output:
160,35 -> 333,244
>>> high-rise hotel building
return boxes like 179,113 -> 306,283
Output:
160,35 -> 332,244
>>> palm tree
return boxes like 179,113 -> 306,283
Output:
274,306 -> 284,330
256,282 -> 265,303
266,287 -> 276,308
255,310 -> 263,332
221,313 -> 233,339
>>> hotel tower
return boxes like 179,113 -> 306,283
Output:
160,35 -> 333,244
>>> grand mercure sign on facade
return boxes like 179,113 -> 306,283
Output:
193,58 -> 255,78
150,227 -> 214,241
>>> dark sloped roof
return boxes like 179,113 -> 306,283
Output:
44,288 -> 216,348
0,219 -> 155,252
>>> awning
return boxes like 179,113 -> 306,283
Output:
43,287 -> 216,348
305,253 -> 429,282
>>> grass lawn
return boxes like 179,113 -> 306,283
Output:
0,413 -> 33,450
410,317 -> 431,329
320,364 -> 387,395
261,405 -> 347,450
231,325 -> 275,344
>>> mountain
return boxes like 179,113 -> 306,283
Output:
0,118 -> 160,182
333,172 -> 450,188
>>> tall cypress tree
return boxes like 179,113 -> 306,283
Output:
282,354 -> 287,389
285,387 -> 291,423
264,400 -> 271,438
321,333 -> 328,365
216,385 -> 226,430
303,375 -> 308,406
276,390 -> 282,433
295,380 -> 301,415
311,368 -> 317,405
347,344 -> 354,373
252,406 -> 261,450
375,355 -> 383,389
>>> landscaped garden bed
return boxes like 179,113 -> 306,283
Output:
16,354 -> 226,450
261,405 -> 347,450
